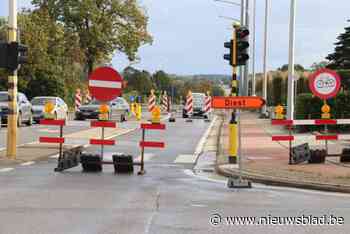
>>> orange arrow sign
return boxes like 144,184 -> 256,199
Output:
212,96 -> 265,109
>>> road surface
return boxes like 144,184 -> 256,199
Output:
0,118 -> 349,233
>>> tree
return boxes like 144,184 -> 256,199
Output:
311,61 -> 328,71
272,75 -> 283,105
327,22 -> 350,69
278,64 -> 305,72
152,70 -> 171,92
32,0 -> 153,75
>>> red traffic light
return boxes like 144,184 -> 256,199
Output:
236,27 -> 250,39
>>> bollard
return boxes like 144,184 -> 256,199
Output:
228,112 -> 238,164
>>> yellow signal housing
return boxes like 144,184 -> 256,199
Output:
99,104 -> 110,121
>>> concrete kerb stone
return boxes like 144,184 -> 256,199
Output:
215,112 -> 350,194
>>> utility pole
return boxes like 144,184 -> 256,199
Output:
251,0 -> 256,96
243,0 -> 249,96
239,0 -> 245,94
287,0 -> 296,120
262,0 -> 269,116
7,0 -> 18,159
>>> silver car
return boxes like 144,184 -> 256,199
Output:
31,96 -> 68,122
110,97 -> 130,122
0,91 -> 33,126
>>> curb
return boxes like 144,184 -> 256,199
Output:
215,113 -> 350,194
217,166 -> 350,193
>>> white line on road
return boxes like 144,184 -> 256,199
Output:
20,161 -> 35,166
135,153 -> 155,162
0,147 -> 5,152
174,154 -> 197,164
0,168 -> 14,173
193,116 -> 218,160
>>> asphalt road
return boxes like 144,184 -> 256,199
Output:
0,118 -> 349,234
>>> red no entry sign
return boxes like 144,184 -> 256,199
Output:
88,67 -> 123,102
309,68 -> 341,100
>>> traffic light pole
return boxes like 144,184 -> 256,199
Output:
7,0 -> 18,159
228,28 -> 238,164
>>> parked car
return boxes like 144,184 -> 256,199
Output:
183,93 -> 206,118
110,97 -> 130,122
31,96 -> 68,122
0,91 -> 33,126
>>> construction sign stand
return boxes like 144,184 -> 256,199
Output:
138,123 -> 166,175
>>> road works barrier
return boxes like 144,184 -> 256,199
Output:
271,119 -> 350,164
38,118 -> 166,174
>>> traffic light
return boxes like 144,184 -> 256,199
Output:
235,26 -> 250,66
224,40 -> 234,66
0,42 -> 8,69
0,42 -> 28,71
8,42 -> 28,71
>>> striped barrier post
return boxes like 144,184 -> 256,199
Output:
148,89 -> 156,113
185,91 -> 193,122
75,89 -> 82,111
139,123 -> 166,175
161,91 -> 168,113
204,93 -> 211,122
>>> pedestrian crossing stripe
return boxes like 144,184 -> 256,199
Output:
174,154 -> 196,164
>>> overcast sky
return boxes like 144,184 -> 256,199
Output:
1,0 -> 349,75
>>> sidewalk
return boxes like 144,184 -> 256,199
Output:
217,111 -> 350,192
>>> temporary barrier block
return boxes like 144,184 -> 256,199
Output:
271,120 -> 293,126
90,121 -> 117,128
90,139 -> 115,145
39,137 -> 65,144
272,136 -> 294,141
139,141 -> 165,148
141,123 -> 166,130
316,135 -> 338,141
315,119 -> 337,125
40,119 -> 66,126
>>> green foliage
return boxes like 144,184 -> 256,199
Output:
278,64 -> 305,72
327,22 -> 350,69
272,75 -> 283,105
32,0 -> 153,75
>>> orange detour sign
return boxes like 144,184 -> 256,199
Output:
212,96 -> 265,109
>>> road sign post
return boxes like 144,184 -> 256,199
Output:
309,68 -> 341,158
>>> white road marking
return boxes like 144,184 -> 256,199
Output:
0,168 -> 14,172
0,147 -> 5,152
193,116 -> 218,159
20,161 -> 35,166
135,153 -> 155,162
174,154 -> 197,164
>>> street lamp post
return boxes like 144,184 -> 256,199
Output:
287,0 -> 296,120
262,0 -> 269,116
251,0 -> 256,96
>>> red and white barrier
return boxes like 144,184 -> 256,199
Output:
148,94 -> 156,112
186,92 -> 193,117
204,95 -> 211,116
271,119 -> 350,142
90,120 -> 117,146
272,134 -> 350,142
75,89 -> 82,110
271,119 -> 350,126
161,92 -> 168,113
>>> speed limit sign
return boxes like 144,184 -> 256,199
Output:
309,68 -> 341,100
